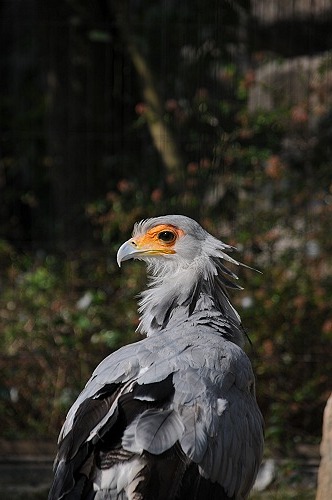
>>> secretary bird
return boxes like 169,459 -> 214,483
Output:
49,215 -> 264,500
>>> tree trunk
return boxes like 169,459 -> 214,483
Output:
111,0 -> 185,190
316,393 -> 332,500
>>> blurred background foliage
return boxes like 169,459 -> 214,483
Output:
1,0 -> 332,458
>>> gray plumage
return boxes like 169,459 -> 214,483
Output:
49,215 -> 264,500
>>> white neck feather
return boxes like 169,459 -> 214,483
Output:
137,254 -> 244,345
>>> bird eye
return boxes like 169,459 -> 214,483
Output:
158,231 -> 176,243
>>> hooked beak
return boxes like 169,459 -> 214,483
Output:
117,240 -> 142,267
117,239 -> 175,267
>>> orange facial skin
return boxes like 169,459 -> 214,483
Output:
132,224 -> 185,255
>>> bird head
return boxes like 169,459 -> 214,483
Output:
117,215 -> 240,279
116,215 -> 252,338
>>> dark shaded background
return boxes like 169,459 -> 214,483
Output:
1,0 -> 332,462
